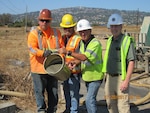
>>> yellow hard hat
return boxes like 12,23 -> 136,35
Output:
60,14 -> 76,28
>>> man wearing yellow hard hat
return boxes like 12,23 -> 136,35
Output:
59,14 -> 81,113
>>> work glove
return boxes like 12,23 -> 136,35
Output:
43,50 -> 52,57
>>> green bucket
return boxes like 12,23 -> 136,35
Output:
44,53 -> 71,81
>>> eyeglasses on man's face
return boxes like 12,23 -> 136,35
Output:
40,19 -> 50,23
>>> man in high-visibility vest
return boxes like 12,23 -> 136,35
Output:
64,19 -> 104,113
102,13 -> 136,113
27,9 -> 64,113
59,14 -> 81,113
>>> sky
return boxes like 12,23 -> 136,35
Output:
0,0 -> 150,14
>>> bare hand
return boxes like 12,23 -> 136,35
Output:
58,47 -> 67,54
120,80 -> 129,92
66,61 -> 76,70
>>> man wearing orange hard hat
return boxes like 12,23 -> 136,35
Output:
27,9 -> 64,113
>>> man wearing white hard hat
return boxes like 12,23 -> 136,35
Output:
67,19 -> 104,113
102,13 -> 136,113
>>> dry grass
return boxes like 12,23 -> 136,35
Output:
0,25 -> 141,112
0,27 -> 35,111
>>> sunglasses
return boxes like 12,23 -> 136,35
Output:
40,19 -> 50,23
63,27 -> 73,30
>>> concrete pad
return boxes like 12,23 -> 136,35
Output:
58,78 -> 150,113
0,102 -> 16,113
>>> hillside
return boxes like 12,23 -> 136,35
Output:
11,6 -> 150,27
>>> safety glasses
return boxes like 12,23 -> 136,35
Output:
40,19 -> 50,23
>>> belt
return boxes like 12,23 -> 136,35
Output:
109,73 -> 121,77
70,73 -> 81,78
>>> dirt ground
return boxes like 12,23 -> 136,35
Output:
0,26 -> 149,113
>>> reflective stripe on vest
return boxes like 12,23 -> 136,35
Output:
66,35 -> 80,52
80,38 -> 103,81
66,35 -> 81,73
70,35 -> 78,47
53,28 -> 59,49
102,35 -> 131,80
37,30 -> 43,50
121,36 -> 131,80
37,28 -> 59,50
81,38 -> 102,66
83,49 -> 103,66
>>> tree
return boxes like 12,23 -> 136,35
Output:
0,13 -> 13,26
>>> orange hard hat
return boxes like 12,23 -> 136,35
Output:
38,9 -> 52,20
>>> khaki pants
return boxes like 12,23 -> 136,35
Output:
104,74 -> 130,113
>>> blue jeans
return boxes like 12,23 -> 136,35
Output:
63,73 -> 81,113
85,80 -> 102,113
31,73 -> 58,113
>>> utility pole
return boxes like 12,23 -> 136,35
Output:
136,8 -> 139,28
25,5 -> 28,33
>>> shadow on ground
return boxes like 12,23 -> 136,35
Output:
78,100 -> 150,113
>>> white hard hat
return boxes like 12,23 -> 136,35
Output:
77,19 -> 92,32
107,13 -> 123,28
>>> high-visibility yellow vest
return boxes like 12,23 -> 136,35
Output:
102,35 -> 132,80
80,38 -> 103,82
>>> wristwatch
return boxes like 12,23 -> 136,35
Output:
67,51 -> 72,56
